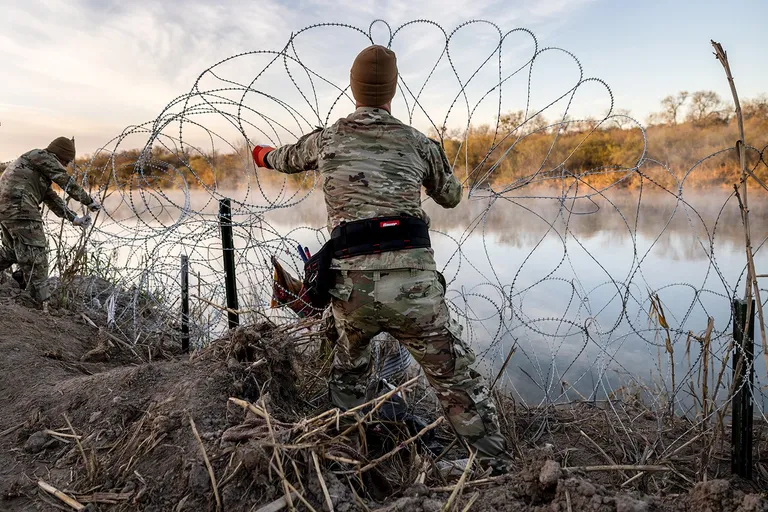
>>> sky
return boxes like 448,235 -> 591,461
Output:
0,0 -> 766,161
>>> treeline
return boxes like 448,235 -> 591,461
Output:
441,91 -> 768,190
3,91 -> 766,191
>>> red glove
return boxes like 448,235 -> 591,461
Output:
252,145 -> 275,168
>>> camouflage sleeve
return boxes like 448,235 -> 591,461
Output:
422,138 -> 462,208
30,151 -> 93,206
43,188 -> 77,221
266,128 -> 324,174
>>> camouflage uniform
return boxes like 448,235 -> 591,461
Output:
267,107 -> 511,467
0,149 -> 93,302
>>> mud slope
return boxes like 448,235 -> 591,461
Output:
0,288 -> 765,512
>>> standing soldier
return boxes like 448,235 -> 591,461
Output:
0,137 -> 101,312
252,45 -> 513,473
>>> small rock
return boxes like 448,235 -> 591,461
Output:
187,463 -> 211,496
120,480 -> 136,494
616,495 -> 649,512
539,460 -> 561,489
24,431 -> 49,453
577,479 -> 596,497
738,493 -> 768,512
89,411 -> 103,423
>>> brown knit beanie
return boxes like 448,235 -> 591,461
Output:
350,45 -> 398,106
46,136 -> 76,164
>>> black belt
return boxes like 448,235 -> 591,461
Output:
330,215 -> 431,259
302,216 -> 431,309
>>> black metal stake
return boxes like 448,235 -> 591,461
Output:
181,255 -> 190,352
219,198 -> 239,328
731,298 -> 755,479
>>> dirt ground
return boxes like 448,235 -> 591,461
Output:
0,278 -> 766,512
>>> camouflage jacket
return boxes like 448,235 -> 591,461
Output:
0,149 -> 93,222
267,107 -> 462,270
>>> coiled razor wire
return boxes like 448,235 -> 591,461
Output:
33,20 -> 768,432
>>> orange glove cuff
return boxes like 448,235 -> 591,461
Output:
252,145 -> 275,168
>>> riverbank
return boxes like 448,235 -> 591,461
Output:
0,277 -> 765,511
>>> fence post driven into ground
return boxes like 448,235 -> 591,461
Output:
181,255 -> 190,352
731,298 -> 755,479
219,198 -> 240,328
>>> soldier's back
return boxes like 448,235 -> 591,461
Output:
0,149 -> 52,221
319,107 -> 433,228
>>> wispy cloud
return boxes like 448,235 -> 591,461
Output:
0,0 -> 595,159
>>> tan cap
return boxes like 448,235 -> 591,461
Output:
350,45 -> 398,106
46,137 -> 76,164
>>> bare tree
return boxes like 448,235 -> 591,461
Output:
498,110 -> 525,132
660,91 -> 689,124
686,90 -> 730,126
528,113 -> 548,133
606,108 -> 633,130
743,94 -> 768,120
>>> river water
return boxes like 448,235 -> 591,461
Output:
84,185 -> 768,410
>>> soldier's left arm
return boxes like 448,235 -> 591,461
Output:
43,188 -> 77,222
31,151 -> 94,206
422,138 -> 462,208
265,128 -> 324,174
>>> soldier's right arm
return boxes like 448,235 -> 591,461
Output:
422,138 -> 462,208
266,128 -> 324,174
29,151 -> 94,207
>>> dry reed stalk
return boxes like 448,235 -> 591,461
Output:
322,453 -> 361,466
565,464 -> 671,473
255,492 -> 298,512
296,377 -> 419,443
359,417 -> 444,473
442,451 -> 476,512
712,41 -> 768,379
229,397 -> 274,422
284,480 -> 318,512
312,451 -> 335,511
38,480 -> 86,511
698,317 -> 714,478
431,474 -> 506,492
63,414 -> 95,479
650,294 -> 675,400
620,472 -> 646,488
461,492 -> 480,512
579,429 -> 628,479
0,421 -> 25,437
260,397 -> 294,511
490,343 -> 516,390
189,416 -> 222,512
193,294 -> 272,322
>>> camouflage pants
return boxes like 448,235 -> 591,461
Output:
328,269 -> 510,465
0,220 -> 50,302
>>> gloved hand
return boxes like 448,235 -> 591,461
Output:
73,215 -> 92,228
88,199 -> 102,212
252,145 -> 275,168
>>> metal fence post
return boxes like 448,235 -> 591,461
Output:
181,255 -> 190,352
731,298 -> 754,479
219,198 -> 239,328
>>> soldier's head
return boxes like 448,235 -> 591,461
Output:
350,45 -> 398,112
46,136 -> 76,166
